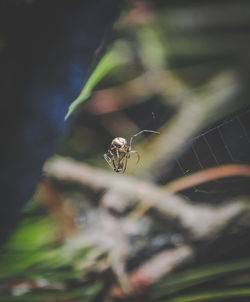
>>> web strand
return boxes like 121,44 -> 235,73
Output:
165,108 -> 250,197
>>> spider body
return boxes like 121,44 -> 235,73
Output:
104,130 -> 159,173
105,137 -> 131,173
111,137 -> 128,153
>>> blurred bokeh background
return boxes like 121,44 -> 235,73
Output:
1,0 -> 250,301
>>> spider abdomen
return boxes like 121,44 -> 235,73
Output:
111,137 -> 127,147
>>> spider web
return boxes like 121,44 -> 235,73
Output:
161,106 -> 250,202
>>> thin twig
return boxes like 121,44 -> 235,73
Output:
165,164 -> 250,193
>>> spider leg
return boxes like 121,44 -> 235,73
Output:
114,149 -> 125,173
122,154 -> 128,173
116,148 -> 120,160
130,150 -> 140,164
104,150 -> 120,172
129,130 -> 159,149
104,153 -> 114,169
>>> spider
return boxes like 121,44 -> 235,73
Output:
104,130 -> 159,173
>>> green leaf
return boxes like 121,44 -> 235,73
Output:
168,288 -> 250,302
153,259 -> 250,298
65,43 -> 129,120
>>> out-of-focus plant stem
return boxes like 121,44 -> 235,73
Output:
44,157 -> 246,240
131,72 -> 241,178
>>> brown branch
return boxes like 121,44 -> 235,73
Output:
44,157 -> 246,240
109,164 -> 250,298
110,245 -> 193,298
43,157 -> 250,298
165,164 -> 250,193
